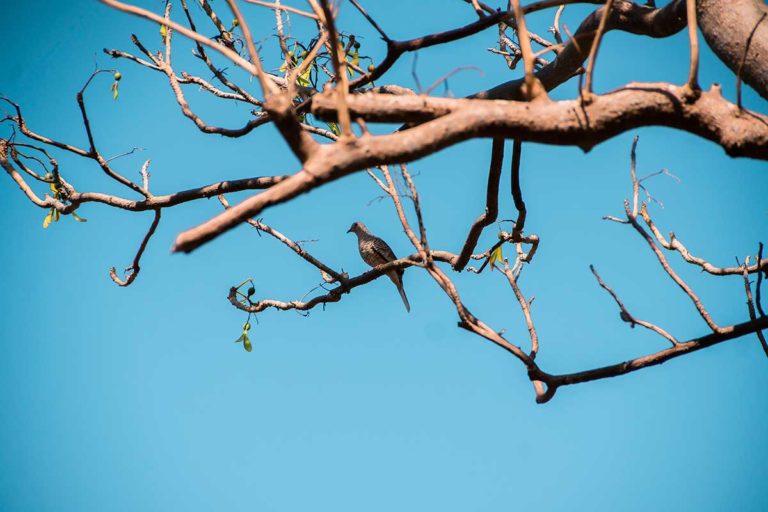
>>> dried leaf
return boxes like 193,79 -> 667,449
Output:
489,245 -> 503,271
42,209 -> 53,229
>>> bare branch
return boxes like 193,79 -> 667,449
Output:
684,0 -> 700,92
741,256 -> 768,357
174,83 -> 768,254
583,0 -> 613,100
454,139 -> 504,270
504,260 -> 540,358
590,264 -> 679,346
640,208 -> 768,276
109,209 -> 162,286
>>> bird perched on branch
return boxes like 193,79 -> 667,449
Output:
347,221 -> 411,312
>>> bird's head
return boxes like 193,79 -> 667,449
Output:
346,221 -> 366,234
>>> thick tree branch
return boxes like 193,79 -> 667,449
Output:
173,83 -> 768,253
697,0 -> 768,101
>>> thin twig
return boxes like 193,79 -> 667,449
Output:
317,0 -> 353,138
244,0 -> 318,19
736,13 -> 766,109
757,243 -> 766,317
504,259 -> 540,357
590,264 -> 678,346
741,257 -> 768,357
510,0 -> 548,101
583,0 -> 613,100
684,0 -> 700,92
348,0 -> 390,41
109,209 -> 162,286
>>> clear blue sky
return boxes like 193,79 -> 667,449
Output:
1,1 -> 767,510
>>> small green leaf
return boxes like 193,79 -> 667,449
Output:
327,121 -> 340,136
297,65 -> 312,87
52,209 -> 60,223
348,49 -> 359,77
243,334 -> 252,352
160,24 -> 168,43
42,209 -> 53,229
71,212 -> 88,223
111,81 -> 119,101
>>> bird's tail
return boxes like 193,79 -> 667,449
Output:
396,282 -> 411,313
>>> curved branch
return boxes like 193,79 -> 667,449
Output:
109,209 -> 162,286
531,315 -> 768,403
640,207 -> 768,276
453,138 -> 504,270
172,83 -> 768,254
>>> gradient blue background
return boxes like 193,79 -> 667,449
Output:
1,1 -> 766,510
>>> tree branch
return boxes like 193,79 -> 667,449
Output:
171,83 -> 768,253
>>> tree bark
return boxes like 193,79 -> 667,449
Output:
698,0 -> 768,101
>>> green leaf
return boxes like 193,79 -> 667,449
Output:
297,65 -> 312,87
489,245 -> 503,271
327,121 -> 340,136
71,212 -> 87,223
52,209 -> 60,222
160,24 -> 168,44
42,209 -> 53,229
348,50 -> 359,77
243,334 -> 252,352
111,81 -> 119,101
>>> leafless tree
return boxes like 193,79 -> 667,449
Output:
1,0 -> 766,403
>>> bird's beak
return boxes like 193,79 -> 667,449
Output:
346,227 -> 353,233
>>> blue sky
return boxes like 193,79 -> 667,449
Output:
1,1 -> 767,510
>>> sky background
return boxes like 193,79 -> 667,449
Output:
1,1 -> 767,510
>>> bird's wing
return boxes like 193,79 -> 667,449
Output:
371,237 -> 398,263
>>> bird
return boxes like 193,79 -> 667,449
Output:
347,221 -> 411,312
